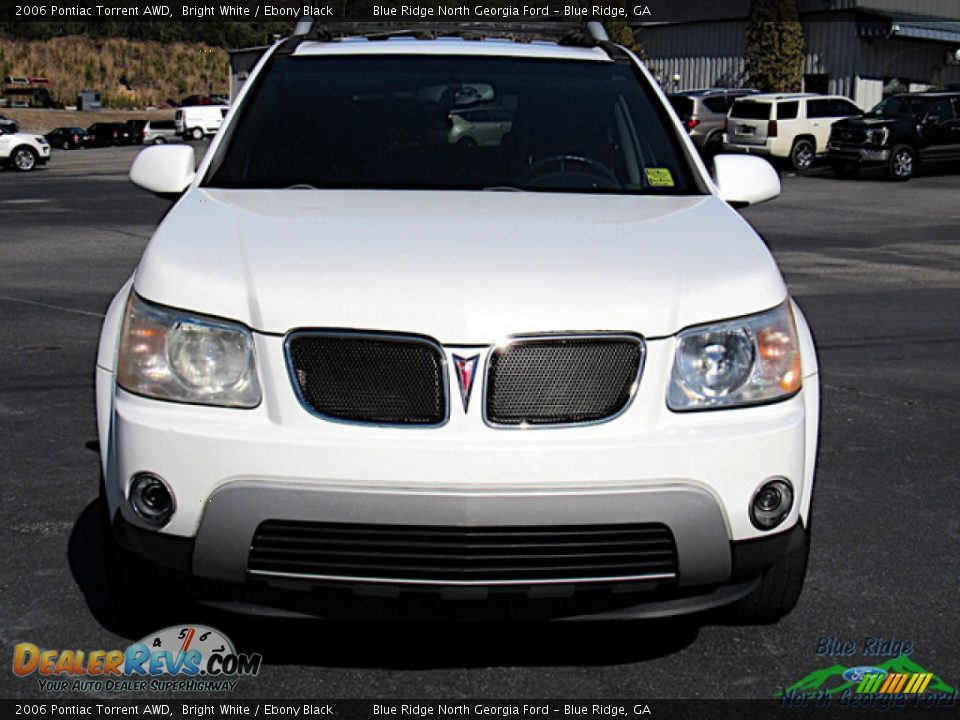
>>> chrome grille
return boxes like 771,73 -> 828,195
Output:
286,332 -> 447,425
485,335 -> 644,426
831,127 -> 867,144
248,520 -> 678,585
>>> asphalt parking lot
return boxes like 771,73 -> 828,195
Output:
0,147 -> 957,700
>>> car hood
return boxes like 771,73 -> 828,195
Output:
2,131 -> 44,143
134,190 -> 786,342
833,115 -> 903,129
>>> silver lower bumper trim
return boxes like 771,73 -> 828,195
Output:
192,481 -> 732,587
247,569 -> 677,587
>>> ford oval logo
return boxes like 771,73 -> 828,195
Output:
842,666 -> 887,683
841,132 -> 852,140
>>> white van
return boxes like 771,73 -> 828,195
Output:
175,105 -> 229,141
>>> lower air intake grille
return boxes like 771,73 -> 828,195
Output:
485,335 -> 644,426
286,333 -> 446,425
248,521 -> 677,585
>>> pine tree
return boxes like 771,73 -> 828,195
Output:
605,21 -> 644,58
745,0 -> 805,92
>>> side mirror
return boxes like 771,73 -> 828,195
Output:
711,154 -> 781,207
129,145 -> 196,198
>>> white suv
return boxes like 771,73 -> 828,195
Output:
0,126 -> 50,171
98,22 -> 819,623
725,93 -> 861,171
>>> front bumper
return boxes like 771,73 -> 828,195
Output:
828,143 -> 891,164
114,511 -> 807,620
99,321 -> 818,615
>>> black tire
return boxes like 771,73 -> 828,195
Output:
61,140 -> 71,150
886,144 -> 916,181
457,136 -> 477,148
832,162 -> 860,179
789,138 -> 816,173
728,529 -> 810,623
189,127 -> 204,141
10,146 -> 37,171
152,136 -> 166,145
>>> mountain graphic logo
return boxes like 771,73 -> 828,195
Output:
776,655 -> 956,698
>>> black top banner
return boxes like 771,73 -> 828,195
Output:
2,0 -> 752,24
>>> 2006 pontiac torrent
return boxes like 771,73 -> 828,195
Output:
96,21 -> 819,622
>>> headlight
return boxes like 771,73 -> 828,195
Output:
116,293 -> 261,408
667,303 -> 801,411
865,127 -> 890,146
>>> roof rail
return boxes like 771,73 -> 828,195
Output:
276,20 -> 626,60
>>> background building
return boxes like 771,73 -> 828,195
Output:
641,0 -> 960,109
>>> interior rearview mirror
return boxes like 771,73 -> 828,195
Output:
129,145 -> 196,198
711,154 -> 781,208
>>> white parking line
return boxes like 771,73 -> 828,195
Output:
0,294 -> 105,318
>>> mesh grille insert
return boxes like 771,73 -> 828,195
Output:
486,336 -> 644,426
249,521 -> 678,585
287,334 -> 446,425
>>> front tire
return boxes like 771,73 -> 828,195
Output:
886,144 -> 916,181
189,127 -> 204,141
10,146 -> 37,171
790,138 -> 816,173
728,529 -> 810,623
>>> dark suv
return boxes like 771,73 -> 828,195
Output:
828,92 -> 960,181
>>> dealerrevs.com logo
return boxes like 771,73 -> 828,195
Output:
13,625 -> 261,692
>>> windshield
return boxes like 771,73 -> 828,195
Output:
869,96 -> 926,119
206,55 -> 700,195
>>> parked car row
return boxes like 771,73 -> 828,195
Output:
670,87 -> 960,181
43,119 -> 179,149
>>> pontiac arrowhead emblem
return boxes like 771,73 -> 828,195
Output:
453,354 -> 480,412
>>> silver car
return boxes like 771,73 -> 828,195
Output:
448,106 -> 513,148
668,88 -> 759,155
143,119 -> 178,145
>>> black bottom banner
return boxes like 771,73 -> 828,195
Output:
2,698 -> 958,720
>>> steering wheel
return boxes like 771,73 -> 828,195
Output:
519,154 -> 620,189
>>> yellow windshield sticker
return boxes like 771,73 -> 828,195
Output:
645,168 -> 675,187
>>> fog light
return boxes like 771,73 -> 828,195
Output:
750,478 -> 793,530
129,473 -> 175,526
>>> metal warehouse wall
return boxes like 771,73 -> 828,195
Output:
639,20 -> 750,91
853,0 -> 960,20
642,17 -> 960,103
